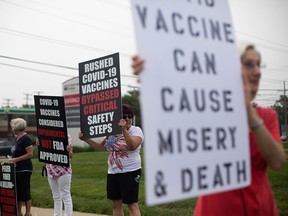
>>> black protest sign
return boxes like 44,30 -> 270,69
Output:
79,52 -> 122,139
0,164 -> 17,215
34,95 -> 70,167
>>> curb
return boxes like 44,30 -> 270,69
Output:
30,207 -> 109,216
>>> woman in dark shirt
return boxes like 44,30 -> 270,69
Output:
10,118 -> 33,216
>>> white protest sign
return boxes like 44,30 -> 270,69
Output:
131,0 -> 251,206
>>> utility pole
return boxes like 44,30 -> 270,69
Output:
34,91 -> 43,95
23,93 -> 32,107
3,98 -> 13,108
284,81 -> 287,139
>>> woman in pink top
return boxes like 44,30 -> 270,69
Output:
131,44 -> 286,216
45,135 -> 73,216
192,45 -> 286,216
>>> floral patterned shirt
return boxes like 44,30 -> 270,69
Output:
46,135 -> 72,178
105,125 -> 144,174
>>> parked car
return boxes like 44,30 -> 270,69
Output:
0,140 -> 12,157
281,135 -> 287,142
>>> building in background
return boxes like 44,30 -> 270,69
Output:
62,77 -> 83,147
0,108 -> 36,143
63,77 -> 104,147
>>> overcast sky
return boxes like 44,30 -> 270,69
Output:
0,0 -> 287,108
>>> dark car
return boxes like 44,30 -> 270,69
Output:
0,140 -> 12,157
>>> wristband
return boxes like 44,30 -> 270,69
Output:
250,119 -> 264,131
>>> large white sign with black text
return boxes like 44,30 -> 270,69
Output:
131,0 -> 251,205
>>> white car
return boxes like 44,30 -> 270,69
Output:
281,135 -> 287,142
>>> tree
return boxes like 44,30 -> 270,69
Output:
270,95 -> 288,136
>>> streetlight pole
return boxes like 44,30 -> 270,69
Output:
284,81 -> 287,139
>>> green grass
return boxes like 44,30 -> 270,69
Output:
31,145 -> 288,216
271,142 -> 288,216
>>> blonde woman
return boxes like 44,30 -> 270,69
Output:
10,118 -> 33,216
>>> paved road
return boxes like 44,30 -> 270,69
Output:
29,207 -> 109,216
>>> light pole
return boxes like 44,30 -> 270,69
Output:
284,81 -> 287,139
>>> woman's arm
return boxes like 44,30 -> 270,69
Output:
78,131 -> 106,151
131,55 -> 145,76
119,119 -> 142,151
67,144 -> 73,159
123,128 -> 142,151
248,106 -> 286,170
242,69 -> 286,170
11,145 -> 33,164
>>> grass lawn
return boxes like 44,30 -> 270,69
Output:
31,144 -> 288,216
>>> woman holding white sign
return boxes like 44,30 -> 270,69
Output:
132,44 -> 286,215
79,104 -> 144,216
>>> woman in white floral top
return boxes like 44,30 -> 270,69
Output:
79,104 -> 144,216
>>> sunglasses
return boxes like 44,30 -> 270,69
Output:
123,114 -> 133,119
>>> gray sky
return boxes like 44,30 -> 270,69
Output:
0,0 -> 287,107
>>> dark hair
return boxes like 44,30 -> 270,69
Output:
122,104 -> 134,116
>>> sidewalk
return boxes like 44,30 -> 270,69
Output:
30,206 -> 109,216
0,159 -> 109,215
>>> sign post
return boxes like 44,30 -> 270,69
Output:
131,0 -> 250,205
